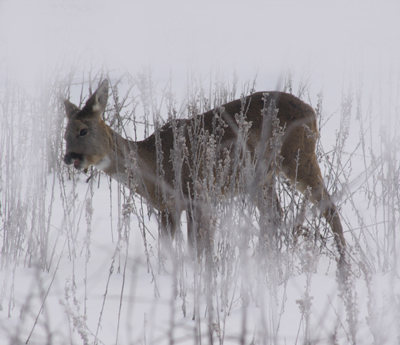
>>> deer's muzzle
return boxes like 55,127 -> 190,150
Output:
64,152 -> 84,169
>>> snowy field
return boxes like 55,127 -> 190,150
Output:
1,1 -> 400,344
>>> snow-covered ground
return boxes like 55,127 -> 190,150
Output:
1,0 -> 400,344
1,158 -> 399,344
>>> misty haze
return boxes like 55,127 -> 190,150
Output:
1,0 -> 400,344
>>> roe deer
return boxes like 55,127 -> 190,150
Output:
63,80 -> 345,254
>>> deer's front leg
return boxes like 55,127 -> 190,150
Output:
186,202 -> 213,257
160,208 -> 180,249
256,182 -> 283,242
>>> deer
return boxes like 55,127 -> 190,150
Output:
63,79 -> 346,257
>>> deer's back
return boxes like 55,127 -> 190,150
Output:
142,92 -> 318,196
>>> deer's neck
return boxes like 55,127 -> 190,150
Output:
98,125 -> 156,195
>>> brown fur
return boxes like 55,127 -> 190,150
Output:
63,80 -> 345,253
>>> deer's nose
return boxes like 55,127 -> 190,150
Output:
64,153 -> 73,165
64,152 -> 83,166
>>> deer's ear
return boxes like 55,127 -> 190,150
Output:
86,79 -> 109,116
64,100 -> 80,119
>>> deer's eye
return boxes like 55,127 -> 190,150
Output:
80,129 -> 87,136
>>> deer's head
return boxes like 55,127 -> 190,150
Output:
63,80 -> 112,171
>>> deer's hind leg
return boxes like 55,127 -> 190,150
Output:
281,152 -> 345,251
